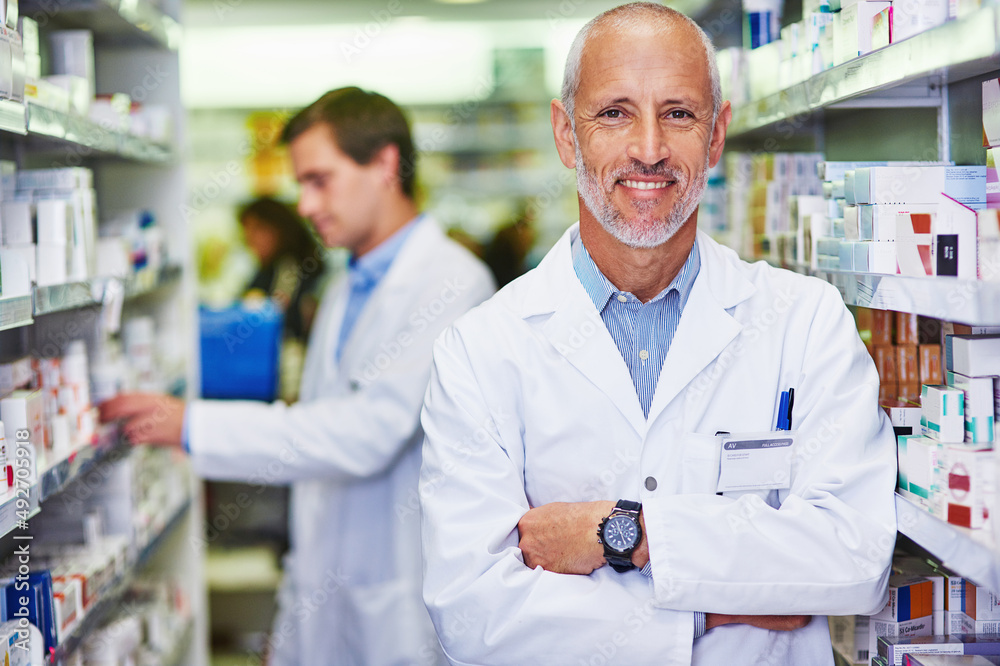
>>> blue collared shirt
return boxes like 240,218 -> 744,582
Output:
571,233 -> 701,419
335,215 -> 421,360
571,232 -> 702,632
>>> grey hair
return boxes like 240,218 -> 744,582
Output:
560,2 -> 722,126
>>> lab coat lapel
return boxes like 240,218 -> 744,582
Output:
337,218 -> 435,374
529,227 -> 647,436
300,274 -> 349,401
646,232 -> 755,424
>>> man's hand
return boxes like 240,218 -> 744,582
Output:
98,393 -> 186,448
705,613 -> 811,632
517,501 -> 614,574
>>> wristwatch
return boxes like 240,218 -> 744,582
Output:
597,500 -> 643,573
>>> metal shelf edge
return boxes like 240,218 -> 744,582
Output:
895,492 -> 1000,595
44,497 -> 192,665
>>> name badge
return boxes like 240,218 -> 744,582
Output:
716,432 -> 795,493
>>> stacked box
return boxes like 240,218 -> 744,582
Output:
946,371 -> 997,443
942,445 -> 993,529
921,385 -> 966,442
945,336 -> 1000,377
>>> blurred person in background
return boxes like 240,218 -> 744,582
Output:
482,205 -> 537,288
100,86 -> 496,666
237,196 -> 327,402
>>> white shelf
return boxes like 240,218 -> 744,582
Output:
729,5 -> 1000,136
20,0 -> 181,50
34,264 -> 183,317
26,103 -> 172,164
813,268 -> 1000,325
896,492 -> 1000,595
761,257 -> 1000,325
0,295 -> 34,331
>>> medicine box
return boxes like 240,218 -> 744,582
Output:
919,345 -> 943,385
942,444 -> 992,529
874,575 -> 935,622
921,385 -> 965,442
870,615 -> 933,664
985,78 -> 1000,148
892,0 -> 948,42
855,166 -> 987,208
945,335 -> 1000,377
946,371 -> 996,443
897,212 -> 934,277
898,346 -> 920,385
903,434 -> 938,499
980,208 -> 1000,282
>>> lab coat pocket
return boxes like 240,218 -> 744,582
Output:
679,433 -> 721,494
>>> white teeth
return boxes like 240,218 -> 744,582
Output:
622,179 -> 669,190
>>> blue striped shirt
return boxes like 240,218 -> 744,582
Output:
572,233 -> 703,635
571,234 -> 701,418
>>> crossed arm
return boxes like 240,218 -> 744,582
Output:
517,500 -> 810,633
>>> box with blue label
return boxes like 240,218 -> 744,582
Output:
199,302 -> 284,402
854,166 -> 987,209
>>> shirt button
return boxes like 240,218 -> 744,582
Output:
645,476 -> 657,491
639,349 -> 649,361
617,294 -> 627,303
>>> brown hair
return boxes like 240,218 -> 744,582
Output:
281,87 -> 417,198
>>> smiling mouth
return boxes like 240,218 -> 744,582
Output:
620,179 -> 672,190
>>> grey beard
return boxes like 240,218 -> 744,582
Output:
575,145 -> 709,249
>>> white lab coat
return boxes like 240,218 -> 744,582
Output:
420,224 -> 897,666
187,217 -> 495,666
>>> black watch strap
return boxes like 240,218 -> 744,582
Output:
616,499 -> 641,513
601,500 -> 643,572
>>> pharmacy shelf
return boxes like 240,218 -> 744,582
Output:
34,264 -> 184,316
729,5 -> 1000,136
814,269 -> 1000,325
124,264 -> 182,300
34,281 -> 100,316
0,295 -> 34,331
896,492 -> 1000,596
0,484 -> 41,542
20,0 -> 181,50
763,258 -> 1000,325
26,103 -> 172,164
45,497 -> 192,666
0,99 -> 26,135
0,425 -> 122,541
38,424 -> 122,504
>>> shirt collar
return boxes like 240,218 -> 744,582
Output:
348,214 -> 422,289
571,232 -> 701,311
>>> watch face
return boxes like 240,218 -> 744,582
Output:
603,514 -> 639,553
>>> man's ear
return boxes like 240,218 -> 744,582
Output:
551,99 -> 578,170
373,143 -> 402,189
708,101 -> 732,169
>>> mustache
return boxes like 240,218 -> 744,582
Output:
608,160 -> 685,183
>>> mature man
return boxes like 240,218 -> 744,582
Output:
101,87 -> 495,665
419,4 -> 896,664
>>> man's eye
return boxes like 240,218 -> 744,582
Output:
669,110 -> 692,119
601,109 -> 622,119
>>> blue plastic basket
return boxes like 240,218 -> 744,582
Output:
199,302 -> 284,401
